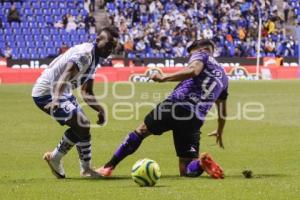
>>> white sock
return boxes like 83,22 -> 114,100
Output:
52,135 -> 75,161
76,141 -> 92,171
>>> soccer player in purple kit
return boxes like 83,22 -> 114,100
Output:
97,39 -> 228,179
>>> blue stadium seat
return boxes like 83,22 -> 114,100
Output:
4,28 -> 12,35
35,41 -> 44,48
23,2 -> 31,9
5,35 -> 14,41
12,54 -> 21,59
49,2 -> 59,9
40,52 -> 48,59
140,15 -> 149,25
50,29 -> 59,35
11,22 -> 19,28
32,28 -> 40,35
24,35 -> 34,42
28,48 -> 37,54
45,16 -> 54,23
20,22 -> 29,28
43,9 -> 52,16
13,28 -> 22,35
52,35 -> 61,41
31,53 -> 40,59
32,2 -> 40,9
54,41 -> 63,47
107,3 -> 116,11
52,9 -> 61,16
33,35 -> 43,41
6,41 -> 16,47
41,2 -> 49,9
21,53 -> 30,59
3,2 -> 11,9
19,48 -> 28,54
70,9 -> 79,16
34,9 -> 43,15
28,22 -> 38,28
45,41 -> 54,48
41,28 -> 50,35
0,43 -> 5,48
36,16 -> 45,23
128,53 -> 136,59
16,42 -> 26,48
26,42 -> 35,48
47,48 -> 57,55
24,9 -> 34,16
22,29 -> 31,35
61,35 -> 70,41
26,16 -> 35,22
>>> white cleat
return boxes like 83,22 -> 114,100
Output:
80,168 -> 102,178
43,152 -> 66,179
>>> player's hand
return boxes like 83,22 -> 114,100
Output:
208,130 -> 224,149
97,111 -> 106,126
44,100 -> 60,112
150,73 -> 165,82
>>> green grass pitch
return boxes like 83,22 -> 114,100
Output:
0,81 -> 299,200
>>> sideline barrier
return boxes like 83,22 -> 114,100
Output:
0,66 -> 299,84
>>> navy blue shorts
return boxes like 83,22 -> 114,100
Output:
144,100 -> 202,158
33,95 -> 82,125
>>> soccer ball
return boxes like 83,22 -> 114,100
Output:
131,158 -> 161,187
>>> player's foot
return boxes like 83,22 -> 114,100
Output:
95,166 -> 114,177
200,152 -> 224,179
80,168 -> 102,178
43,152 -> 65,179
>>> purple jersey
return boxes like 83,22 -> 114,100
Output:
168,51 -> 229,121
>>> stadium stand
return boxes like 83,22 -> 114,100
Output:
107,0 -> 299,58
0,0 -> 299,60
0,0 -> 96,59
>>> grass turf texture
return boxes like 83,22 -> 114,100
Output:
0,80 -> 299,200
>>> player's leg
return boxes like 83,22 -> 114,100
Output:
173,129 -> 203,177
64,110 -> 99,177
97,100 -> 173,176
43,128 -> 78,178
97,123 -> 151,176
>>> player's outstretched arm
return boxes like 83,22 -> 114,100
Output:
81,79 -> 106,125
208,99 -> 227,149
150,60 -> 204,82
44,62 -> 79,111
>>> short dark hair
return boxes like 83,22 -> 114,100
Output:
101,26 -> 119,39
187,39 -> 215,53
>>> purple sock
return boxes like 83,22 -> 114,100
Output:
186,160 -> 204,177
105,131 -> 143,168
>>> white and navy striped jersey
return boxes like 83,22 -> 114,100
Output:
32,43 -> 100,97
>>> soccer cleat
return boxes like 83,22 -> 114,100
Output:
43,152 -> 66,179
80,168 -> 102,178
200,152 -> 224,179
95,166 -> 114,177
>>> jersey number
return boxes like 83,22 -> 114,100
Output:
201,77 -> 217,99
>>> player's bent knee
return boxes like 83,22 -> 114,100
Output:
135,123 -> 151,138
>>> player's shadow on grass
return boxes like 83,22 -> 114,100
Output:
217,173 -> 288,179
65,175 -> 132,181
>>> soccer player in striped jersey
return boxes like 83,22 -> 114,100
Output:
32,27 -> 119,178
97,39 -> 228,179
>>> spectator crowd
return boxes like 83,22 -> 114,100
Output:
106,0 -> 300,58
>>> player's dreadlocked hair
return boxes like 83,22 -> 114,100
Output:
187,39 -> 215,53
100,26 -> 119,39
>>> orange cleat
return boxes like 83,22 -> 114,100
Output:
95,166 -> 114,177
200,152 -> 224,179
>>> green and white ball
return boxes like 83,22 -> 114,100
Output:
131,158 -> 161,187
